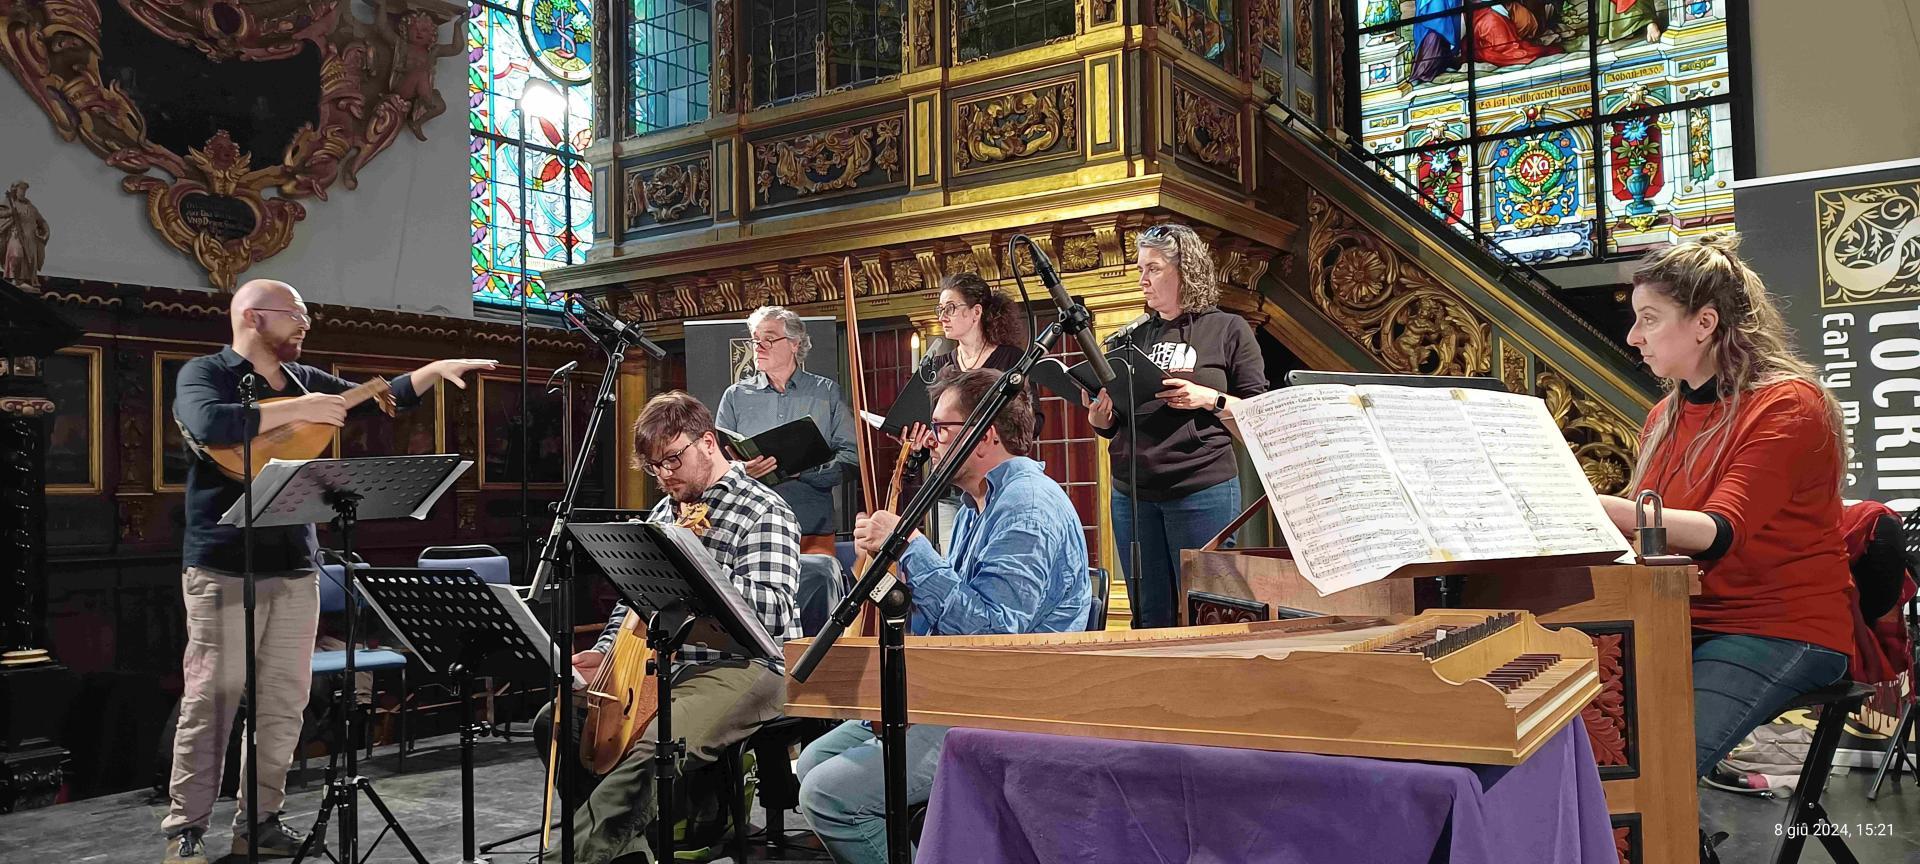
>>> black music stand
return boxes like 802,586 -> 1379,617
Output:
564,520 -> 780,862
355,567 -> 562,864
224,454 -> 468,864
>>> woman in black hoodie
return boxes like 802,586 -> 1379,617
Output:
1087,223 -> 1268,628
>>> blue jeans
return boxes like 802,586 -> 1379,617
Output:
1692,632 -> 1849,776
1110,477 -> 1241,629
796,720 -> 951,864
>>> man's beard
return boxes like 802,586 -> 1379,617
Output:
267,333 -> 302,362
666,450 -> 711,503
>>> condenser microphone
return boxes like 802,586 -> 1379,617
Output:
1016,234 -> 1115,384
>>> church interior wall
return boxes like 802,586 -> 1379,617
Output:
0,50 -> 473,317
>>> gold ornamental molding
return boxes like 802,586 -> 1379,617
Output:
0,0 -> 464,289
910,0 -> 935,68
1307,192 -> 1490,378
711,0 -> 735,115
598,214 -> 1281,334
1173,81 -> 1241,176
953,77 -> 1080,175
1306,190 -> 1638,492
752,114 -> 905,202
624,155 -> 712,231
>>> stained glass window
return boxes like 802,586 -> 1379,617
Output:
471,0 -> 596,312
1353,1 -> 1736,264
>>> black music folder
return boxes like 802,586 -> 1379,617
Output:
1034,343 -> 1168,409
717,417 -> 833,485
880,374 -> 935,436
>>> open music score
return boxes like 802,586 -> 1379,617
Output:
1235,384 -> 1630,595
784,609 -> 1601,765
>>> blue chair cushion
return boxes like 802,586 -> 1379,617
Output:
417,555 -> 512,585
312,649 -> 407,675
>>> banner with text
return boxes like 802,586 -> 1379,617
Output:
1736,160 -> 1920,509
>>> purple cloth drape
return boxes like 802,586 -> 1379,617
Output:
919,719 -> 1616,864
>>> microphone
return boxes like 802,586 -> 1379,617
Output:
545,360 -> 579,394
916,336 -> 956,381
570,296 -> 668,360
1103,312 -> 1152,350
1017,235 -> 1115,384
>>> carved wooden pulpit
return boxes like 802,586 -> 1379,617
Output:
0,277 -> 81,812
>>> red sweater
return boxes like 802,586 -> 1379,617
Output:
1640,378 -> 1856,661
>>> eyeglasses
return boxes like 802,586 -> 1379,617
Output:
254,308 -> 312,326
749,336 -> 790,349
935,302 -> 972,319
929,420 -> 967,442
641,437 -> 700,477
1142,224 -> 1173,240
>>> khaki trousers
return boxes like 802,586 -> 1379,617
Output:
161,566 -> 320,836
541,660 -> 785,864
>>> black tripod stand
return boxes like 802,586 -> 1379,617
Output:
227,454 -> 466,864
356,566 -> 562,863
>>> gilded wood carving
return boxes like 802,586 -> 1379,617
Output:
1307,193 -> 1490,377
1538,369 -> 1639,495
753,117 -> 904,200
624,157 -> 711,230
711,0 -> 735,114
0,0 -> 463,289
1293,0 -> 1313,72
1173,84 -> 1241,173
911,0 -> 935,67
954,79 -> 1079,174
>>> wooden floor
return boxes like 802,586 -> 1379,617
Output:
2,731 -> 1918,863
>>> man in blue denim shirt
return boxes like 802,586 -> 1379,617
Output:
715,305 -> 858,548
795,367 -> 1090,864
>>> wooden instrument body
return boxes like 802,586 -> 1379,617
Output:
579,610 -> 659,775
785,610 -> 1600,765
1181,549 -> 1701,864
200,378 -> 395,480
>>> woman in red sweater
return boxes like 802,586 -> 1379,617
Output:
1600,234 -> 1854,783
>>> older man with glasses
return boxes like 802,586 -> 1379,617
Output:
715,305 -> 859,554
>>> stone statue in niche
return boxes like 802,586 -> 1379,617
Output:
378,0 -> 466,139
0,181 -> 49,292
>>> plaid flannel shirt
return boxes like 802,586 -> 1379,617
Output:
592,462 -> 803,669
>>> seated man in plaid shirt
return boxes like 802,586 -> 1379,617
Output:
543,390 -> 802,864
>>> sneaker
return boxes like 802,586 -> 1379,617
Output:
232,814 -> 313,858
1703,760 -> 1774,797
163,828 -> 208,864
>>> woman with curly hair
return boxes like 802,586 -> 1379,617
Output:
1088,223 -> 1268,628
1598,234 -> 1854,795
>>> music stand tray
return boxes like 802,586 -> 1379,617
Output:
357,567 -> 568,864
564,520 -> 780,663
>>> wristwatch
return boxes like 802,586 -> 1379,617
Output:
1211,393 -> 1228,413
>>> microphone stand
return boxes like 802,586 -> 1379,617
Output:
240,372 -> 261,864
521,301 -> 642,864
793,313 -> 1084,864
1110,352 -> 1145,629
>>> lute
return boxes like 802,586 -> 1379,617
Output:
194,377 -> 397,480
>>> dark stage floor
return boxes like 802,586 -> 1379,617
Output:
4,732 -> 1919,863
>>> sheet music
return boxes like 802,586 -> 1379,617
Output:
1237,386 -> 1434,595
1453,389 -> 1632,556
1354,386 -> 1540,560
